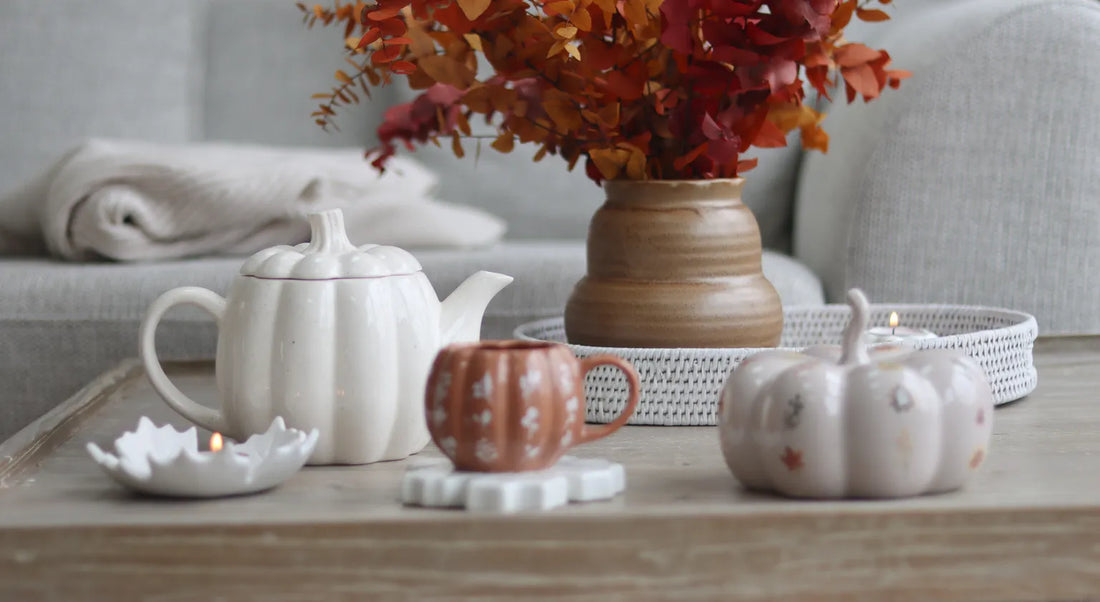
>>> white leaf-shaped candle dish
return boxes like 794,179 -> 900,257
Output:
87,417 -> 318,498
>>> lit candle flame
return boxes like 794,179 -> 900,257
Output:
210,432 -> 223,452
889,311 -> 899,335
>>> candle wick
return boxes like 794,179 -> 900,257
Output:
892,326 -> 896,335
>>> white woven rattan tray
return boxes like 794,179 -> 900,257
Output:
514,304 -> 1038,426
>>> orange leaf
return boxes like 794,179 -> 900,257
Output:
463,33 -> 483,51
335,70 -> 354,84
831,0 -> 856,29
456,0 -> 492,20
451,133 -> 465,158
491,132 -> 515,153
841,63 -> 882,101
801,124 -> 829,152
589,147 -> 630,180
554,24 -> 578,39
570,7 -> 592,31
624,145 -> 646,179
597,102 -> 620,128
417,55 -> 476,88
544,0 -> 575,15
542,91 -> 583,131
462,85 -> 493,113
856,8 -> 891,22
456,111 -> 472,136
834,44 -> 884,68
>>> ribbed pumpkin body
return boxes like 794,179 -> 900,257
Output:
425,342 -> 587,472
216,273 -> 439,464
565,178 -> 783,348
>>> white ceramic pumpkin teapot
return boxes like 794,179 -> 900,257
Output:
139,209 -> 512,465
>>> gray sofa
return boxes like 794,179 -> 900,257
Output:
1,0 -> 1097,441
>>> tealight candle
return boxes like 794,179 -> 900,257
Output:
865,311 -> 937,346
87,417 -> 317,498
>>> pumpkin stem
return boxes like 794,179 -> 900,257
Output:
304,209 -> 356,254
840,288 -> 871,366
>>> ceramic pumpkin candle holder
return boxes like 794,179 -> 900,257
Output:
425,341 -> 640,472
718,289 -> 994,499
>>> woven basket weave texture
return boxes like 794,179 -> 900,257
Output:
515,305 -> 1038,426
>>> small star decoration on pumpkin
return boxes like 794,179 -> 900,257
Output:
780,446 -> 804,471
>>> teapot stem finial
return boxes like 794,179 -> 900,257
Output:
305,209 -> 356,254
840,288 -> 871,366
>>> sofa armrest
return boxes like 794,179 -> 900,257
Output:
792,0 -> 1100,334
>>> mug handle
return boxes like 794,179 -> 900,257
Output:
577,355 -> 640,445
138,287 -> 229,434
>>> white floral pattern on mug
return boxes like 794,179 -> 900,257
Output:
520,407 -> 539,435
433,372 -> 452,406
439,436 -> 457,457
471,409 -> 492,427
431,405 -> 447,427
519,370 -> 542,399
475,439 -> 498,462
471,373 -> 493,399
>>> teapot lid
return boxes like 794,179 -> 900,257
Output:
239,210 -> 422,279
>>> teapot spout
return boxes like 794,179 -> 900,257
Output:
440,271 -> 513,344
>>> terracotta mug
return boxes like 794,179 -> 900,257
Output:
425,340 -> 640,472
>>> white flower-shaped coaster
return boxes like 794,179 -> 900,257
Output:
87,417 -> 318,498
402,456 -> 625,513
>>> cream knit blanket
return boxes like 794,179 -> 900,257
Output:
0,139 -> 505,261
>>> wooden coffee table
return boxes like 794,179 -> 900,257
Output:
2,337 -> 1099,601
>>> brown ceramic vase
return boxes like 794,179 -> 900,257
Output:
425,340 -> 640,473
564,178 -> 783,348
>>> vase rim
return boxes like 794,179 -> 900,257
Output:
602,178 -> 745,203
604,177 -> 744,186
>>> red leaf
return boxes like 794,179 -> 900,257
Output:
752,118 -> 788,148
673,142 -> 708,171
357,28 -> 382,48
659,0 -> 694,54
391,60 -> 417,74
367,7 -> 403,20
606,68 -> 645,101
371,44 -> 404,64
378,19 -> 408,36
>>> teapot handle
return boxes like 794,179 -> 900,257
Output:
139,287 -> 229,434
576,355 -> 640,445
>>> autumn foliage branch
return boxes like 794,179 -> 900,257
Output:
302,0 -> 909,183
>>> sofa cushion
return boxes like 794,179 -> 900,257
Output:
0,244 -> 822,440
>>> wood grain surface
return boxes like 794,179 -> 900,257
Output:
1,337 -> 1099,601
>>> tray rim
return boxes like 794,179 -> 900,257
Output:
514,302 -> 1039,354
